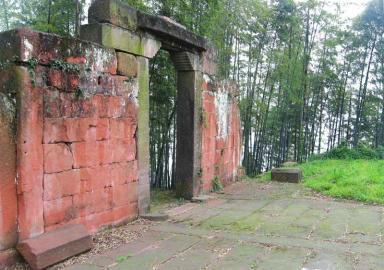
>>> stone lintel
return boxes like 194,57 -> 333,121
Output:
137,10 -> 208,52
87,0 -> 208,52
171,51 -> 201,72
80,23 -> 161,59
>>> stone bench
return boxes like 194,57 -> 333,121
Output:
17,224 -> 92,270
271,168 -> 303,183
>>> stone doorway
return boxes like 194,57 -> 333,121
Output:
81,0 -> 210,213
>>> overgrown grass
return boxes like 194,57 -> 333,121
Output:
300,159 -> 384,204
252,159 -> 384,204
150,189 -> 184,213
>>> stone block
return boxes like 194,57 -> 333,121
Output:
73,189 -> 113,217
110,118 -> 137,139
80,23 -> 161,58
116,52 -> 138,77
271,168 -> 303,183
89,0 -> 138,31
201,46 -> 218,75
43,143 -> 73,174
71,141 -> 100,168
0,29 -> 117,74
43,197 -> 75,226
44,170 -> 81,201
17,224 -> 93,270
141,213 -> 169,221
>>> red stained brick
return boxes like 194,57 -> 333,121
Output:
112,182 -> 138,207
44,170 -> 80,201
17,189 -> 45,241
15,67 -> 45,240
44,118 -> 110,144
96,119 -> 110,141
71,142 -> 99,168
122,98 -> 138,119
73,188 -> 112,217
0,179 -> 18,250
110,139 -> 136,164
44,143 -> 73,174
110,118 -> 137,139
44,89 -> 61,118
66,56 -> 87,65
81,203 -> 138,233
79,166 -> 111,192
44,197 -> 75,226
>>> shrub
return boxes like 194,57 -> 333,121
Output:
311,142 -> 382,160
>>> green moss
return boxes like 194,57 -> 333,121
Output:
50,59 -> 81,73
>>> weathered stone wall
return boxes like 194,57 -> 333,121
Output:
0,1 -> 243,267
0,29 -> 139,251
201,78 -> 242,192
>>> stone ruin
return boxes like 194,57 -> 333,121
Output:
0,0 -> 242,268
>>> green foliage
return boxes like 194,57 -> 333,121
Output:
302,159 -> 384,204
310,143 -> 382,160
212,176 -> 224,193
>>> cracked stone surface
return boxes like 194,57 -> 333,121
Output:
64,181 -> 384,270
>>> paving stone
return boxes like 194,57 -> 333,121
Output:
109,234 -> 200,269
64,181 -> 384,270
208,243 -> 266,270
303,252 -> 355,270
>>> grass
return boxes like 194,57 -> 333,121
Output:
300,159 -> 384,204
150,188 -> 185,213
255,159 -> 384,205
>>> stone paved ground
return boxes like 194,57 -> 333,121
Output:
65,181 -> 384,270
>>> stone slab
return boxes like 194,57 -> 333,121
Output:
271,168 -> 303,183
80,23 -> 161,59
140,213 -> 169,222
17,224 -> 93,270
0,28 -> 117,74
89,0 -> 138,31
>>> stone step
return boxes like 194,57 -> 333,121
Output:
271,168 -> 303,183
17,224 -> 93,270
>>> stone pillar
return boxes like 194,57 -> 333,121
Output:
171,52 -> 203,199
0,81 -> 17,250
137,57 -> 150,214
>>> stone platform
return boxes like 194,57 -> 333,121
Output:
63,181 -> 384,270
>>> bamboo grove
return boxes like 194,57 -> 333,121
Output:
0,0 -> 383,184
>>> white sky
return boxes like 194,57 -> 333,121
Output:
84,0 -> 371,20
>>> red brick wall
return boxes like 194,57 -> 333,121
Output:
0,29 -> 139,243
201,77 -> 242,193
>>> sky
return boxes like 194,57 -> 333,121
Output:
84,0 -> 371,20
325,0 -> 370,18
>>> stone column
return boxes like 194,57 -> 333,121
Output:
171,52 -> 203,199
137,56 -> 151,214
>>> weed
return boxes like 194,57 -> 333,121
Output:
212,176 -> 224,193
